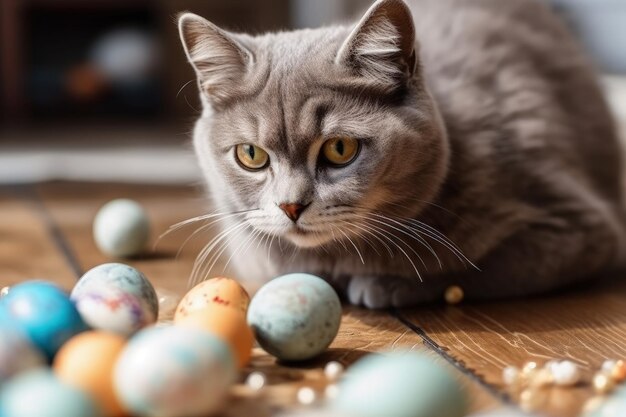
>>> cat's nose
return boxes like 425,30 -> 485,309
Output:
278,202 -> 309,222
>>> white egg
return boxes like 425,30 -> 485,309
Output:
114,326 -> 236,417
93,199 -> 149,258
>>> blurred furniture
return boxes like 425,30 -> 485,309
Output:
0,0 -> 290,127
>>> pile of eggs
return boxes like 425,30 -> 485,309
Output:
0,264 -> 348,417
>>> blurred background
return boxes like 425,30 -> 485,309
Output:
0,0 -> 625,184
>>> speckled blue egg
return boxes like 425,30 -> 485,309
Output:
114,326 -> 236,417
332,351 -> 468,417
71,263 -> 158,336
0,281 -> 88,361
0,369 -> 101,417
0,326 -> 46,385
247,273 -> 341,361
93,198 -> 150,257
586,388 -> 626,417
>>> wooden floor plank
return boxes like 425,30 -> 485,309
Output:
397,276 -> 626,416
35,182 -> 501,415
0,186 -> 76,289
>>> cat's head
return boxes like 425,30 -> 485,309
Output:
179,0 -> 449,249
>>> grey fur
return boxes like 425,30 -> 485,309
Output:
179,0 -> 625,308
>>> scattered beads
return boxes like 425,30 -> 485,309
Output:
610,360 -> 626,382
593,372 -> 616,395
550,360 -> 580,387
325,384 -> 339,400
444,285 -> 464,305
0,286 -> 9,298
529,369 -> 554,388
502,366 -> 521,386
297,387 -> 317,405
602,360 -> 617,374
324,361 -> 345,382
246,372 -> 267,392
522,361 -> 539,377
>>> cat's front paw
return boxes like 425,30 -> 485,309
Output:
346,275 -> 444,309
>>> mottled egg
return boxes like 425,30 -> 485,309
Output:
0,369 -> 101,417
54,331 -> 126,417
586,389 -> 626,417
174,277 -> 251,320
0,281 -> 88,360
176,304 -> 254,368
0,326 -> 46,384
332,351 -> 468,417
247,273 -> 341,361
71,263 -> 158,336
114,326 -> 236,417
93,198 -> 149,258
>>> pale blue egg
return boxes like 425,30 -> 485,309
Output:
0,369 -> 101,417
0,281 -> 88,361
586,388 -> 626,416
71,263 -> 158,336
332,351 -> 468,417
0,325 -> 46,385
114,325 -> 236,417
247,273 -> 342,361
93,198 -> 149,257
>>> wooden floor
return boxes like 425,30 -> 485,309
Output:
3,182 -> 626,417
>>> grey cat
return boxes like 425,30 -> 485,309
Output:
178,0 -> 626,308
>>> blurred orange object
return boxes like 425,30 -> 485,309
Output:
65,63 -> 107,102
176,304 -> 254,368
54,331 -> 127,417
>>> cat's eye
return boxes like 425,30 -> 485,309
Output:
321,137 -> 360,167
235,144 -> 270,170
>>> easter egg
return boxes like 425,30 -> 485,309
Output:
0,281 -> 88,360
54,331 -> 126,417
332,351 -> 468,417
0,326 -> 46,384
174,277 -> 251,319
93,199 -> 149,257
0,369 -> 101,417
176,304 -> 254,368
114,326 -> 236,417
247,273 -> 341,361
71,263 -> 158,336
585,389 -> 626,416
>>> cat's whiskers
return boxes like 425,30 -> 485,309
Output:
336,227 -> 365,265
202,222 -> 251,281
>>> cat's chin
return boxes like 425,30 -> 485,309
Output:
284,230 -> 335,249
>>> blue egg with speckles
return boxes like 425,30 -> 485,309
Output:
332,351 -> 468,417
247,273 -> 342,361
71,263 -> 158,336
0,281 -> 88,361
0,369 -> 100,417
585,388 -> 626,416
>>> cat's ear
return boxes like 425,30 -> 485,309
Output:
178,13 -> 253,104
336,0 -> 417,90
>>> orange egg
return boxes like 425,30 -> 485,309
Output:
175,304 -> 254,368
174,277 -> 250,320
54,331 -> 127,417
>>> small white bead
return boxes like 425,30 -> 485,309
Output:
325,384 -> 339,400
297,387 -> 317,405
444,285 -> 464,305
602,360 -> 618,374
324,361 -> 344,381
246,372 -> 267,391
0,286 -> 9,298
552,360 -> 581,386
502,365 -> 520,385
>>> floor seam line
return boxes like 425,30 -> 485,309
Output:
390,308 -> 513,405
28,185 -> 84,279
